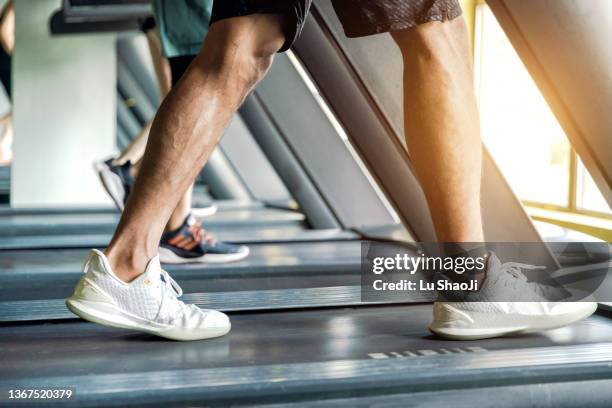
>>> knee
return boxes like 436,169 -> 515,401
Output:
202,15 -> 286,93
235,50 -> 276,93
391,16 -> 469,62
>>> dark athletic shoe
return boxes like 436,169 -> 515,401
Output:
94,158 -> 134,211
94,157 -> 218,217
159,215 -> 249,264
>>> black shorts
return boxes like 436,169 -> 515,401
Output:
169,55 -> 195,86
139,16 -> 156,33
210,0 -> 462,52
0,44 -> 10,99
139,17 -> 195,86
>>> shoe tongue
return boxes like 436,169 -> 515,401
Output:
143,255 -> 162,281
486,252 -> 501,271
482,252 -> 502,284
120,161 -> 135,185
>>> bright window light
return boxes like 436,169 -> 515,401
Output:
577,158 -> 611,214
476,4 -> 570,206
475,4 -> 610,216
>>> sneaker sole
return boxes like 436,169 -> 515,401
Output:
158,246 -> 250,264
429,302 -> 598,340
191,205 -> 218,219
94,160 -> 126,211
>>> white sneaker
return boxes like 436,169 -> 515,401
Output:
430,253 -> 598,340
66,249 -> 231,341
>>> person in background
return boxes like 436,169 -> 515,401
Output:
0,0 -> 14,165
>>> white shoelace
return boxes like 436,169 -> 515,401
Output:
496,262 -> 549,300
155,270 -> 186,322
500,262 -> 546,282
161,269 -> 183,297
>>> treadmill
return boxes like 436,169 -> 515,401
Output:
1,1 -> 611,406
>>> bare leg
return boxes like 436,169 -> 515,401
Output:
166,185 -> 193,231
145,28 -> 173,98
114,30 -> 171,167
119,135 -> 192,233
114,121 -> 152,167
0,112 -> 12,165
105,14 -> 285,281
0,1 -> 14,165
0,1 -> 14,56
391,17 -> 484,243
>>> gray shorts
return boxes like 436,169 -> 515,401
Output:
210,0 -> 463,51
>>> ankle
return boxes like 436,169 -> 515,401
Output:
130,161 -> 141,179
105,243 -> 154,283
165,213 -> 189,233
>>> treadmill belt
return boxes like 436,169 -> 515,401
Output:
0,227 -> 357,250
1,305 -> 611,406
0,241 -> 364,302
0,286 -> 434,322
0,205 -> 328,249
0,207 -> 306,237
0,200 -> 258,215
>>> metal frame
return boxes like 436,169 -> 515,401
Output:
50,1 -> 149,34
294,14 -> 433,241
240,94 -> 340,229
218,114 -> 294,206
62,0 -> 151,22
199,148 -> 253,201
241,53 -> 399,231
